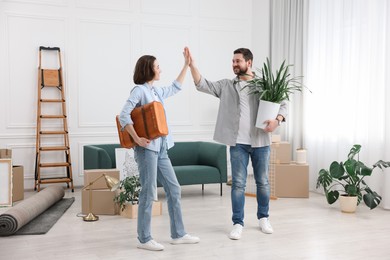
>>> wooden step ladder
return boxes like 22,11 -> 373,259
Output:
34,46 -> 74,192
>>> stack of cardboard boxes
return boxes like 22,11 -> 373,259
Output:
81,169 -> 120,215
270,137 -> 309,198
0,149 -> 24,203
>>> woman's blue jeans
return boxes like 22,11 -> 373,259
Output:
134,142 -> 186,243
230,144 -> 271,226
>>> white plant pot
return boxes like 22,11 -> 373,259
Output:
339,195 -> 358,213
255,100 -> 281,129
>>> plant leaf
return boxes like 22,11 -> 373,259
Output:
359,164 -> 373,176
348,144 -> 361,160
345,184 -> 358,196
363,190 -> 382,210
329,161 -> 344,179
316,169 -> 332,189
373,160 -> 390,170
326,190 -> 339,204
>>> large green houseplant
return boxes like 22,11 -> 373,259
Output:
114,175 -> 141,212
316,144 -> 390,210
243,58 -> 307,129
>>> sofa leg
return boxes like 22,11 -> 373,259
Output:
220,183 -> 223,196
202,184 -> 204,194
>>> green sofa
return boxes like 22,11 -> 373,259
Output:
83,141 -> 227,195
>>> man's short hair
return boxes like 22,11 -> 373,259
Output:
234,48 -> 253,62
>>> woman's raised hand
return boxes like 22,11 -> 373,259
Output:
183,46 -> 191,66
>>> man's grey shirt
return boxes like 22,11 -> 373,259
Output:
196,76 -> 288,147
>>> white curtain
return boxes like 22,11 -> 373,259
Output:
270,0 -> 308,155
304,0 -> 390,209
271,0 -> 390,209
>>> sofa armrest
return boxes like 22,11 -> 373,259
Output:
83,145 -> 113,170
198,142 -> 227,183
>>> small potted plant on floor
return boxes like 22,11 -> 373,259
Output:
316,144 -> 390,212
243,58 -> 308,129
114,175 -> 162,218
115,176 -> 141,210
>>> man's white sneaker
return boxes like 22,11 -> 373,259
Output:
228,224 -> 243,240
259,217 -> 273,234
170,234 -> 200,245
137,240 -> 165,251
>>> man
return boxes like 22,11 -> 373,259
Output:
188,48 -> 287,240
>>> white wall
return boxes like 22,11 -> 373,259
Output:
0,0 -> 270,189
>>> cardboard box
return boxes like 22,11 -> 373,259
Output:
12,166 -> 24,202
84,169 -> 120,190
0,149 -> 12,159
275,163 -> 309,198
0,158 -> 12,206
271,134 -> 281,143
271,142 -> 291,164
81,189 -> 118,215
119,201 -> 162,219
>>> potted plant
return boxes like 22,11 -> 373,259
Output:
114,175 -> 162,218
114,175 -> 141,212
243,58 -> 307,129
316,144 -> 390,212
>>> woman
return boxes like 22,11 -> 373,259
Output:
119,47 -> 199,251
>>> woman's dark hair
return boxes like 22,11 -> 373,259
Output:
133,55 -> 156,84
234,48 -> 253,63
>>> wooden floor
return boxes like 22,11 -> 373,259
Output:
1,184 -> 389,260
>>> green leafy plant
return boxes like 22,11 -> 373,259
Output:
114,175 -> 141,211
316,144 -> 390,210
243,58 -> 307,103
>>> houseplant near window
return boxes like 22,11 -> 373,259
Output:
243,58 -> 306,129
316,144 -> 390,211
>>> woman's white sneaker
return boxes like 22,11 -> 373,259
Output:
228,224 -> 243,240
137,240 -> 165,251
170,234 -> 200,244
259,217 -> 273,234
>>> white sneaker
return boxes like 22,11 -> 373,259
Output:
259,217 -> 273,234
228,224 -> 243,240
137,240 -> 165,251
171,234 -> 200,244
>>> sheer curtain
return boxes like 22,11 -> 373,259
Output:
304,0 -> 390,209
271,0 -> 390,209
270,0 -> 307,152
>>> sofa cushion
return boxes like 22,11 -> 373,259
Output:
173,165 -> 222,185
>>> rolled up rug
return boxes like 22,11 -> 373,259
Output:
0,185 -> 64,236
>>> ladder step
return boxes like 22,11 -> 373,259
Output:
40,99 -> 65,103
40,130 -> 68,135
40,115 -> 66,119
39,177 -> 72,184
41,69 -> 60,87
40,162 -> 70,167
40,146 -> 69,151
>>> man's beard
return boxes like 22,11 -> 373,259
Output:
233,66 -> 249,76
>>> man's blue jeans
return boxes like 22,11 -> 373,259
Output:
134,141 -> 186,243
230,144 -> 271,226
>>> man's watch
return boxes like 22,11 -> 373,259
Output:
276,116 -> 283,126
